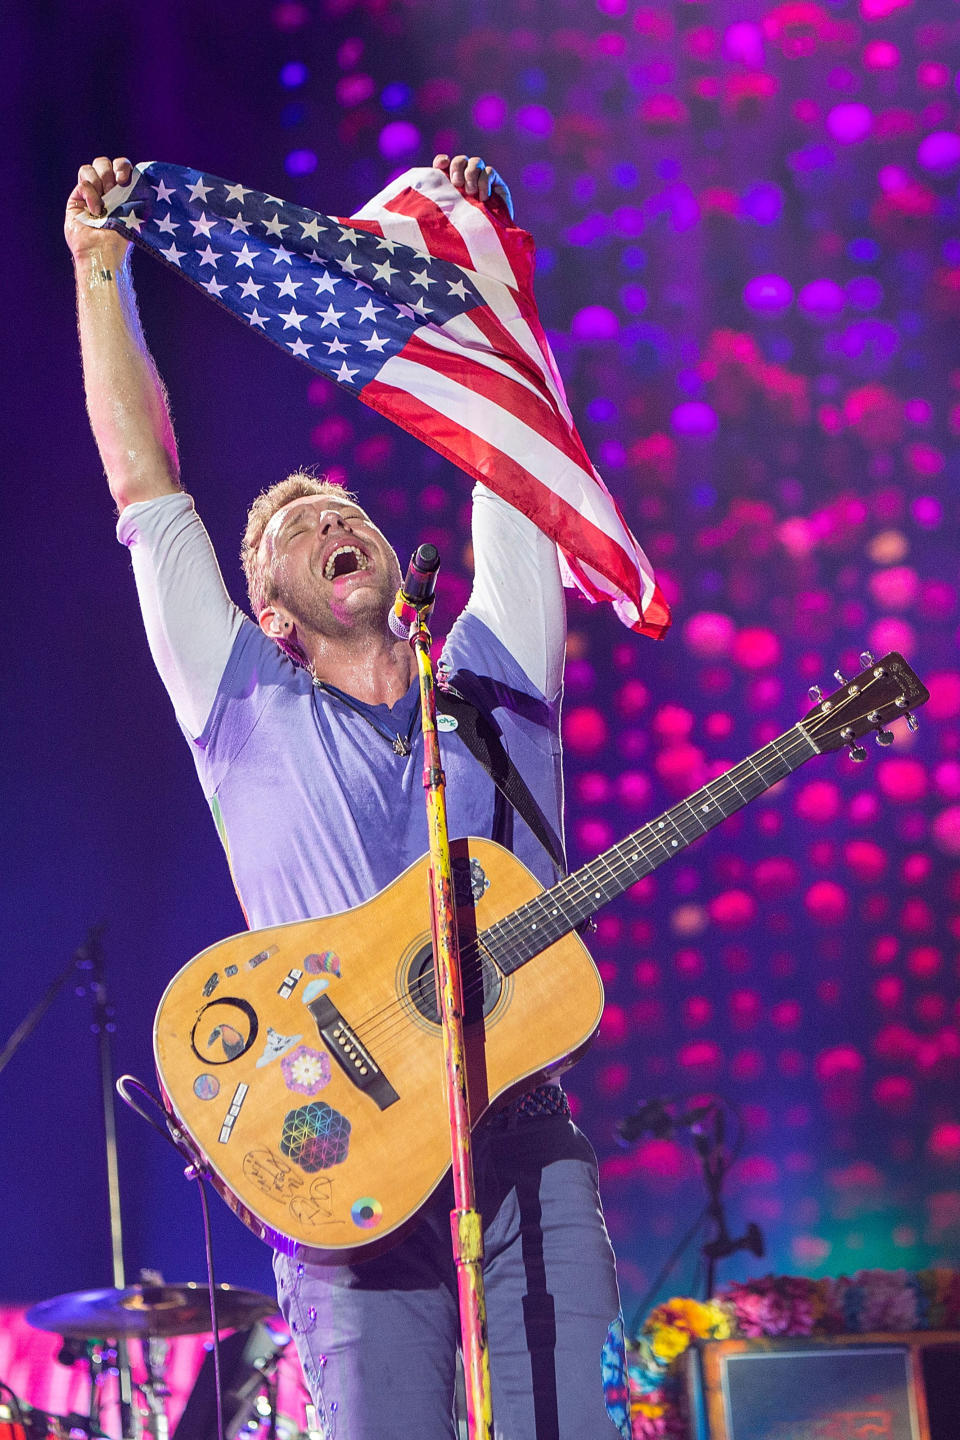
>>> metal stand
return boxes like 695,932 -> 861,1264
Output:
403,557 -> 494,1440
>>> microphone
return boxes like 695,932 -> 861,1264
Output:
389,543 -> 440,638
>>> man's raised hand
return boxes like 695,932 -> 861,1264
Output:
432,153 -> 514,219
65,156 -> 133,261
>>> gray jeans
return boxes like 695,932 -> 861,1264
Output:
273,1114 -> 622,1440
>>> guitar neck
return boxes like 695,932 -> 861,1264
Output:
483,721 -> 820,975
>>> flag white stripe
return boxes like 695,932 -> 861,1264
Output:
417,314 -> 549,407
379,354 -> 646,561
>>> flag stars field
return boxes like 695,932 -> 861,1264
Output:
93,159 -> 666,636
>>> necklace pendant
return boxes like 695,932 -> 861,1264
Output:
393,735 -> 411,757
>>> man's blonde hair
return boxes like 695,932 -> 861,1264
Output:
241,469 -> 359,611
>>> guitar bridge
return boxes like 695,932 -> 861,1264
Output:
307,994 -> 399,1110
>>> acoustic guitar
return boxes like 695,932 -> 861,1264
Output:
154,653 -> 927,1261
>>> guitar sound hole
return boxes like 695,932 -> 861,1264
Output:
406,943 -> 502,1026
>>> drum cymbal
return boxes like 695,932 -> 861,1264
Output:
25,1283 -> 280,1338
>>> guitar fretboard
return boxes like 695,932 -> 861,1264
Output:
481,723 -> 819,975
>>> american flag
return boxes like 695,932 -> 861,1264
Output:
90,161 -> 670,637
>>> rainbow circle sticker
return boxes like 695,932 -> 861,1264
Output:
194,1074 -> 220,1101
351,1196 -> 383,1229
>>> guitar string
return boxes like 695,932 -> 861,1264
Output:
296,675 -> 896,1062
346,725 -> 822,1060
347,668 -> 901,1060
343,726 -> 819,1059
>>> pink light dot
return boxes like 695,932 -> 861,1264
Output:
913,496 -> 942,528
634,960 -> 659,988
576,772 -> 609,806
874,976 -> 903,1007
597,1003 -> 627,1046
843,840 -> 887,882
736,1152 -> 780,1186
732,627 -> 780,670
705,712 -> 733,738
868,565 -> 919,611
577,818 -> 613,851
571,305 -> 619,343
918,62 -> 950,88
616,772 -> 652,809
472,93 -> 508,131
683,611 -> 736,659
934,762 -> 960,799
861,0 -> 913,18
805,881 -> 848,924
652,704 -> 695,740
904,397 -> 932,424
901,897 -> 934,933
931,806 -> 960,857
563,706 -> 608,753
515,104 -> 554,137
877,759 -> 928,803
926,671 -> 960,720
336,38 -> 363,67
730,990 -> 762,1028
378,120 -> 421,159
684,996 -> 713,1027
596,1063 -> 630,1097
929,1122 -> 960,1162
905,441 -> 945,477
678,1040 -> 723,1074
908,946 -> 941,979
616,679 -> 649,717
796,781 -> 842,823
654,743 -> 706,791
902,852 -> 931,883
863,40 -> 899,68
826,102 -> 873,144
724,21 -> 765,67
754,857 -> 799,895
816,1045 -> 864,1082
867,616 -> 915,658
336,74 -> 374,106
873,1075 -> 915,1111
705,887 -> 755,928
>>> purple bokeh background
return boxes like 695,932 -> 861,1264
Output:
3,0 -> 959,1323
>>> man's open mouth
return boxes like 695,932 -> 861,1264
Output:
323,545 -> 370,580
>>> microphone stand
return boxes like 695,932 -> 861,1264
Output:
401,551 -> 495,1440
84,931 -> 135,1439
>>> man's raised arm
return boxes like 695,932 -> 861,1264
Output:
66,155 -> 181,511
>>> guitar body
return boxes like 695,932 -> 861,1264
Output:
154,837 -> 603,1262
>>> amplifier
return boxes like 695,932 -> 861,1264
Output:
685,1331 -> 960,1440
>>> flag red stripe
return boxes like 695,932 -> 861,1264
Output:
360,377 -> 645,605
383,189 -> 477,271
399,332 -> 595,477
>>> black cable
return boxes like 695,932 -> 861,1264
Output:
627,1204 -> 709,1337
194,1174 -> 225,1440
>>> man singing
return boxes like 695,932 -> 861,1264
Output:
67,151 -> 624,1440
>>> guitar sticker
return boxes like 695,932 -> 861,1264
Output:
193,1074 -> 220,1101
277,967 -> 303,998
302,978 -> 329,1004
218,1081 -> 248,1144
281,1045 -> 332,1096
202,972 -> 220,997
304,951 -> 341,977
255,1026 -> 303,1068
191,997 -> 258,1065
350,1196 -> 383,1230
247,944 -> 279,970
280,1101 -> 351,1172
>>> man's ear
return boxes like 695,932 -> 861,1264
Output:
259,606 -> 290,639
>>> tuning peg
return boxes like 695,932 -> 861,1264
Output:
833,669 -> 847,686
906,713 -> 919,732
808,685 -> 823,703
859,650 -> 874,668
848,744 -> 867,763
875,729 -> 894,747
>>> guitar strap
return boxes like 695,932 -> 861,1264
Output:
435,685 -> 567,876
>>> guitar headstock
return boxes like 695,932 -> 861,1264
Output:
802,652 -> 929,759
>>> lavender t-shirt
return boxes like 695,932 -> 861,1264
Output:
118,490 -> 566,930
